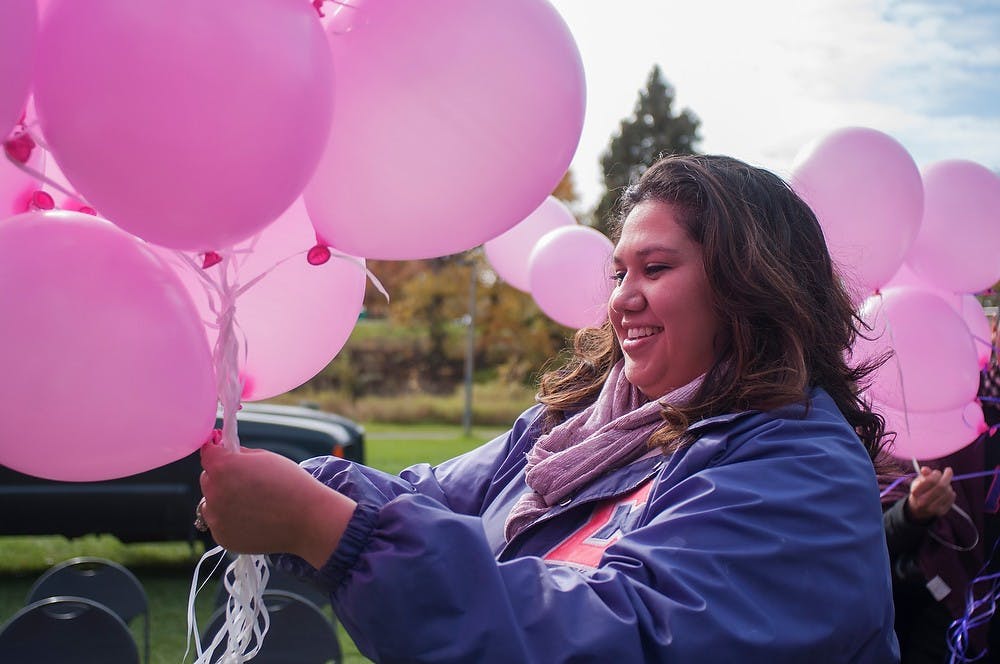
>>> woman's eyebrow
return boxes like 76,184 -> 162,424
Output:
613,245 -> 682,263
636,245 -> 681,258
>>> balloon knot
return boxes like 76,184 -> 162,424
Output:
201,251 -> 223,269
312,0 -> 326,18
3,131 -> 35,164
29,190 -> 55,211
207,429 -> 223,446
307,244 -> 332,266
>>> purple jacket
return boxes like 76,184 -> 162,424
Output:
278,387 -> 898,663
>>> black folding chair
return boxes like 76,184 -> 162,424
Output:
0,595 -> 140,663
25,556 -> 150,664
202,589 -> 342,664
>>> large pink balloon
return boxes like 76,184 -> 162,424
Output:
484,196 -> 577,292
304,0 -> 585,260
854,287 -> 980,413
0,0 -> 35,140
33,0 -> 334,251
0,211 -> 217,481
790,127 -> 923,298
529,226 -> 614,329
885,265 -> 994,370
881,400 -> 987,461
905,160 -> 1000,294
160,199 -> 367,402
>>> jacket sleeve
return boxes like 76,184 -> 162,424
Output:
293,403 -> 542,516
278,407 -> 898,663
883,486 -> 949,591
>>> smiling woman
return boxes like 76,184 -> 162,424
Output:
198,154 -> 901,663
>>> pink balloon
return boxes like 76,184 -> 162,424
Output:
881,400 -> 987,461
160,199 -> 367,402
905,160 -> 1000,294
484,196 -> 577,292
885,266 -> 994,370
0,0 -> 35,140
33,0 -> 334,251
528,225 -> 614,329
790,127 -> 923,298
304,0 -> 585,260
0,211 -> 217,481
854,287 -> 980,413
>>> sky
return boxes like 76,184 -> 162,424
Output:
546,0 -> 1000,210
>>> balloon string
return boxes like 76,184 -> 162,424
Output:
234,247 -> 389,303
879,460 -> 998,498
183,545 -> 228,661
183,254 -> 269,663
215,255 -> 243,450
946,537 -> 1000,663
971,334 -> 996,357
880,300 -> 915,436
3,126 -> 92,206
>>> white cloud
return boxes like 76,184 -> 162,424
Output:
547,0 -> 1000,209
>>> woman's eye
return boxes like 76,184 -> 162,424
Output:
610,271 -> 625,284
646,264 -> 669,276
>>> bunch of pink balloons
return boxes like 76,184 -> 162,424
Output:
0,0 -> 588,481
793,126 -> 1000,460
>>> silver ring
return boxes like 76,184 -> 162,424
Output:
194,498 -> 209,533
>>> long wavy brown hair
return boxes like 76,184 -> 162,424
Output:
537,154 -> 890,465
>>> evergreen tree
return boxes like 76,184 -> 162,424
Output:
592,65 -> 701,235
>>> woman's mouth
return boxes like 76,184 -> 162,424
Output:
621,326 -> 663,350
626,326 -> 662,339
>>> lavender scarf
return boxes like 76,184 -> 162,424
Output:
504,360 -> 702,542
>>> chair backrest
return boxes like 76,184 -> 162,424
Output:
0,595 -> 140,664
203,589 -> 342,664
26,556 -> 150,663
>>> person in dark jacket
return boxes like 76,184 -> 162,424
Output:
883,312 -> 1000,663
883,461 -> 963,662
199,154 -> 900,663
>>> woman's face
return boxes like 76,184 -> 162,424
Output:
609,200 -> 721,399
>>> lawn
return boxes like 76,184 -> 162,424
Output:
0,422 -> 507,663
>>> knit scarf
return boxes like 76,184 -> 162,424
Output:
504,360 -> 702,542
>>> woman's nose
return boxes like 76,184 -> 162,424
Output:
609,280 -> 644,313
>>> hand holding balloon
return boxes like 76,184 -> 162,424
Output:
907,466 -> 955,523
199,443 -> 357,569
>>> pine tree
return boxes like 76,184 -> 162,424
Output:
592,65 -> 701,235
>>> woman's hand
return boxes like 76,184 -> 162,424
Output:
200,442 -> 357,568
906,466 -> 955,523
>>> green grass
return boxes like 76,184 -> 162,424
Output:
0,422 -> 507,663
